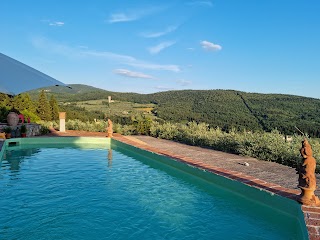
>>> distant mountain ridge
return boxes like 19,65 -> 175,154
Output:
27,84 -> 320,136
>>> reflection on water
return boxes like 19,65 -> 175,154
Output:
2,148 -> 41,172
107,149 -> 112,168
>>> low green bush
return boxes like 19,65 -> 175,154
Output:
37,120 -> 59,130
21,109 -> 41,122
66,119 -> 108,132
149,121 -> 320,172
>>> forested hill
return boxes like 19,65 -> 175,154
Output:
28,84 -> 320,136
28,84 -> 143,102
150,90 -> 320,136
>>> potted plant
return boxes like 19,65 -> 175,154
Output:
3,126 -> 12,139
20,124 -> 27,138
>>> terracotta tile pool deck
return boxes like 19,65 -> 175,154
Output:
3,130 -> 320,239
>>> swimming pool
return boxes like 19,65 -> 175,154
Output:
0,137 -> 308,239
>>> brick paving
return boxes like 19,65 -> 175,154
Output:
1,129 -> 320,239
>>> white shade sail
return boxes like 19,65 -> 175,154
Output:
0,52 -> 69,96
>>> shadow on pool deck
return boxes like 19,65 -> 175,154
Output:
2,128 -> 320,238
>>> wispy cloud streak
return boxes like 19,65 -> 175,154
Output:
108,6 -> 164,23
42,20 -> 65,27
141,25 -> 179,38
155,86 -> 173,91
148,41 -> 176,54
31,36 -> 180,72
129,62 -> 180,72
49,21 -> 64,26
176,79 -> 192,86
114,69 -> 155,79
186,1 -> 213,7
108,13 -> 138,23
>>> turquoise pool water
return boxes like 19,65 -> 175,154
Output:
0,138 -> 307,239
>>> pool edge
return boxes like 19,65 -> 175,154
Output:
2,137 -> 111,150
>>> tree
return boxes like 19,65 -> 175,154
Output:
13,93 -> 36,113
49,95 -> 59,120
133,115 -> 152,135
0,93 -> 10,108
37,90 -> 51,121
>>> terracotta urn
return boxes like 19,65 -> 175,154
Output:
7,112 -> 19,127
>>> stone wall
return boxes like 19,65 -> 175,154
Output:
0,123 -> 42,138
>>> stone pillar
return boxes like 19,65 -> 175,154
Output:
59,112 -> 66,132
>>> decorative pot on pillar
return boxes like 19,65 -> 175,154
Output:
7,112 -> 19,127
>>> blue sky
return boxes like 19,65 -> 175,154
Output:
1,0 -> 320,98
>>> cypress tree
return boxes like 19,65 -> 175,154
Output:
37,90 -> 51,121
24,94 -> 36,113
13,93 -> 36,113
49,95 -> 59,120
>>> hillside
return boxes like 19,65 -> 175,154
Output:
27,84 -> 142,102
27,84 -> 320,136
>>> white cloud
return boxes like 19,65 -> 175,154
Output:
141,25 -> 179,38
82,49 -> 135,62
41,20 -> 65,27
108,6 -> 164,23
148,41 -> 176,55
108,13 -> 138,23
49,21 -> 65,27
129,62 -> 180,72
155,86 -> 173,91
30,36 -> 181,72
186,1 -> 213,7
200,40 -> 222,51
114,69 -> 155,79
176,79 -> 192,86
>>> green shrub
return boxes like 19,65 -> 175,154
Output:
0,107 -> 10,122
133,116 -> 152,135
21,109 -> 41,122
40,125 -> 50,135
66,119 -> 108,132
37,120 -> 59,130
149,121 -> 320,172
121,125 -> 137,135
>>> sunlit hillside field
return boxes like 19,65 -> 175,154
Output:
70,99 -> 156,118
